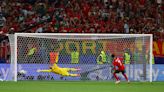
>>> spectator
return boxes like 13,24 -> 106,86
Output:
0,13 -> 6,28
124,20 -> 129,34
35,24 -> 44,33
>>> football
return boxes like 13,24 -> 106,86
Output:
19,70 -> 27,74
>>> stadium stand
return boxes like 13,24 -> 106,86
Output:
0,0 -> 164,63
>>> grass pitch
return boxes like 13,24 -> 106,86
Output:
0,81 -> 164,92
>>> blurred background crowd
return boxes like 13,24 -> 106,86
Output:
0,0 -> 164,63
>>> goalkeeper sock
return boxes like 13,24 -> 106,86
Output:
75,67 -> 81,71
70,68 -> 81,71
69,74 -> 80,77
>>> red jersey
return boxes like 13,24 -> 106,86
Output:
49,52 -> 59,64
112,57 -> 125,71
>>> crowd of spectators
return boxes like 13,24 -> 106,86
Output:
0,0 -> 164,62
0,0 -> 164,39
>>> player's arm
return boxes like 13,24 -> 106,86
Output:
112,61 -> 115,69
37,69 -> 51,72
112,62 -> 116,72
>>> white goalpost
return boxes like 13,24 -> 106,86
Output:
7,33 -> 153,82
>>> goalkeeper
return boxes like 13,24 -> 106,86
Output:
37,51 -> 80,77
37,63 -> 81,77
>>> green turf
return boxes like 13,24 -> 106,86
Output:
0,81 -> 164,92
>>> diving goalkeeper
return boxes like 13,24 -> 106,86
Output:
37,51 -> 80,77
37,63 -> 80,77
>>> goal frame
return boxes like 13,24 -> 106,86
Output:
13,33 -> 153,82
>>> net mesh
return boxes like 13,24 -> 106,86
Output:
10,34 -> 152,81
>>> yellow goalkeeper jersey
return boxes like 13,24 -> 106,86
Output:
39,63 -> 78,76
51,63 -> 63,75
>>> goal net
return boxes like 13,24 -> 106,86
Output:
7,33 -> 153,82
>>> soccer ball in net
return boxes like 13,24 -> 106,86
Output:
19,70 -> 27,74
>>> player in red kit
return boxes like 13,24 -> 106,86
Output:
111,54 -> 129,84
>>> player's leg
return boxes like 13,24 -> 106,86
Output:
66,68 -> 81,76
60,69 -> 70,76
121,70 -> 129,83
113,70 -> 120,84
65,68 -> 81,72
69,73 -> 80,77
61,68 -> 80,77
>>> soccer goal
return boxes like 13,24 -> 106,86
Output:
7,33 -> 153,82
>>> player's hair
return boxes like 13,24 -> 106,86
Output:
111,54 -> 115,58
49,66 -> 52,69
